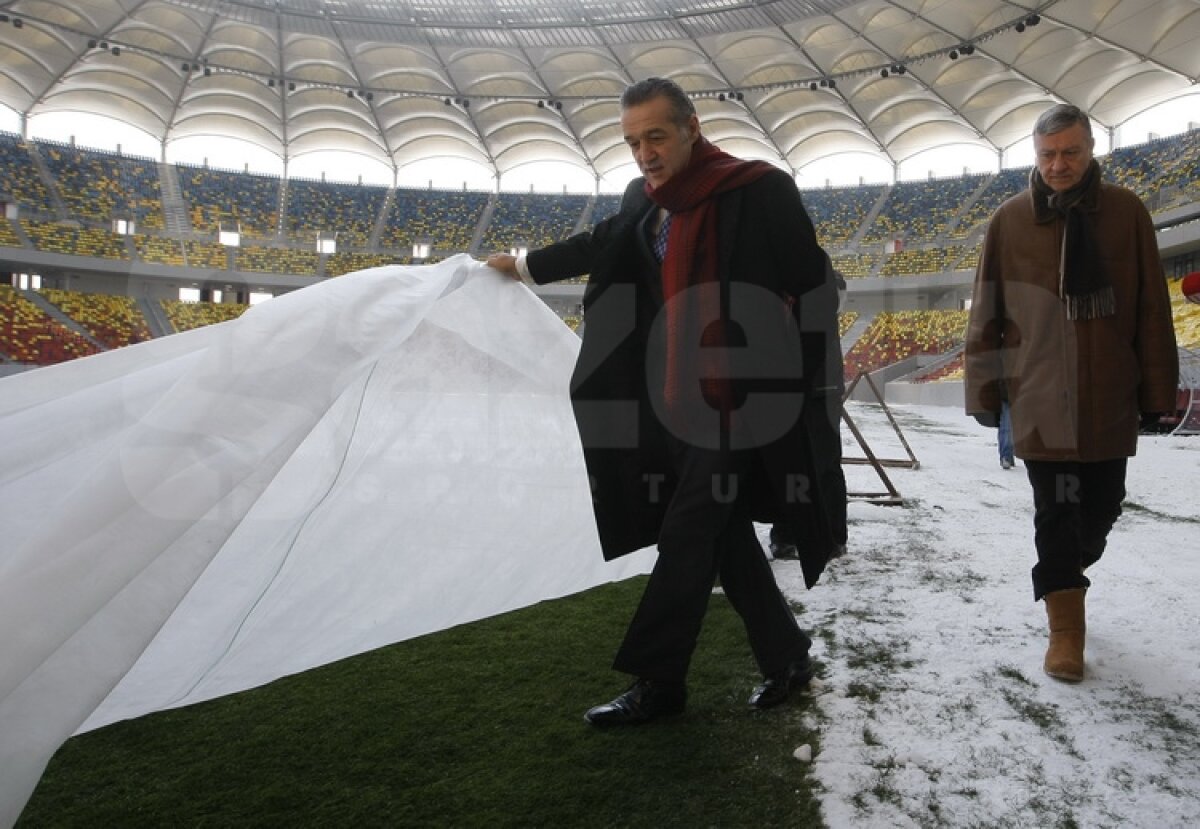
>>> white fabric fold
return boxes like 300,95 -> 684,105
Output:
0,255 -> 653,826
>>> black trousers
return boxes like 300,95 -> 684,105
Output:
1024,458 -> 1127,601
612,441 -> 810,683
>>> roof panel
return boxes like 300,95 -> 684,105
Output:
0,0 -> 1195,183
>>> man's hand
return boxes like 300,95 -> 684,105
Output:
485,252 -> 521,280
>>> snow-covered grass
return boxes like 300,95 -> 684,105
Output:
774,402 -> 1200,828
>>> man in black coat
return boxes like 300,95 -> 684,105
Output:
487,77 -> 843,726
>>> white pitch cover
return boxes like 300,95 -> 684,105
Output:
0,255 -> 653,826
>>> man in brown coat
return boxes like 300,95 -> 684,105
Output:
965,104 -> 1178,682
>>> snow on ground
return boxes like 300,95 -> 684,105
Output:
768,402 -> 1200,828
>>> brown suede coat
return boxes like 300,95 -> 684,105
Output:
964,176 -> 1178,461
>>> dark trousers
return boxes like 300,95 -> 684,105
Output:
998,401 -> 1014,465
613,442 -> 810,683
1024,458 -> 1127,601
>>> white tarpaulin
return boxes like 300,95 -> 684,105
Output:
0,255 -> 653,826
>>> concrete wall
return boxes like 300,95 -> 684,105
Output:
885,379 -> 964,407
845,354 -> 965,408
0,363 -> 35,378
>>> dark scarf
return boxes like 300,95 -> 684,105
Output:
644,136 -> 774,415
1030,159 -> 1115,321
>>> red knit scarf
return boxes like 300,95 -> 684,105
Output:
645,137 -> 775,421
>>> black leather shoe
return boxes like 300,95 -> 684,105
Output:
584,679 -> 686,727
748,657 -> 815,709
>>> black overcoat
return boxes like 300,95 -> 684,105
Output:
528,170 -> 841,588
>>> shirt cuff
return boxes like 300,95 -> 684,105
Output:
515,254 -> 533,284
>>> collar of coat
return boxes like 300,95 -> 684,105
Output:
1030,158 -> 1103,224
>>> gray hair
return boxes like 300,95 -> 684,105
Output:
621,77 -> 696,127
1034,104 -> 1092,138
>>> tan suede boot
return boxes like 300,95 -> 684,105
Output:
1043,588 -> 1086,682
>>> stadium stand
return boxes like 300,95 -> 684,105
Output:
862,175 -> 986,245
21,219 -> 127,259
135,234 -> 186,266
1170,276 -> 1200,349
161,299 -> 249,333
326,251 -> 404,277
183,239 -> 231,270
1106,129 -> 1200,211
592,194 -> 623,223
832,251 -> 880,278
837,311 -> 858,338
879,245 -> 971,277
950,168 -> 1029,240
480,192 -> 589,252
956,243 -> 983,273
842,310 -> 970,381
0,132 -> 56,213
0,218 -> 20,248
40,288 -> 152,349
799,184 -> 884,247
177,164 -> 281,239
912,350 -> 965,383
235,244 -> 320,276
286,178 -> 388,249
0,285 -> 101,363
380,188 -> 489,254
37,140 -> 164,230
1,131 -> 1197,375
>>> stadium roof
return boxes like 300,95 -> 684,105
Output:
0,0 -> 1197,182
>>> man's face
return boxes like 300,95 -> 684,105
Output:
1034,122 -> 1095,192
621,95 -> 700,190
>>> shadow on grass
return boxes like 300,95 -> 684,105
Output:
20,577 -> 823,828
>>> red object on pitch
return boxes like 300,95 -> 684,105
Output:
1183,271 -> 1200,305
